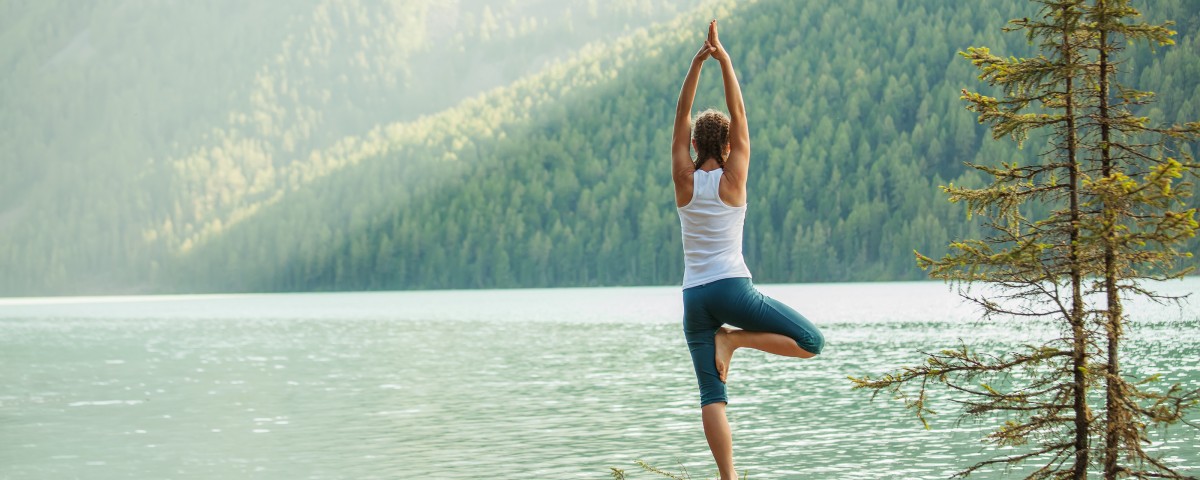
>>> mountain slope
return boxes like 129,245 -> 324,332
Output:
2,0 -> 1196,295
0,0 -> 706,295
169,0 -> 1199,293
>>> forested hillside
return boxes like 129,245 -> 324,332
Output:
2,0 -> 1197,295
0,0 -> 704,295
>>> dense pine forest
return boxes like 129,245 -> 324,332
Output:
1,0 -> 1197,295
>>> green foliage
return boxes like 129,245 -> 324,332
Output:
0,0 -> 1197,294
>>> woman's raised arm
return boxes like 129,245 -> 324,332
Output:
672,41 -> 714,187
708,20 -> 750,183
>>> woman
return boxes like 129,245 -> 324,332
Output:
671,20 -> 825,479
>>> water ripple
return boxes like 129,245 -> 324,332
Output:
1,281 -> 1197,478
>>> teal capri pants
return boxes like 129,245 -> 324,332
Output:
683,277 -> 824,407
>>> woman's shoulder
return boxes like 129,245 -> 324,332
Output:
717,168 -> 748,207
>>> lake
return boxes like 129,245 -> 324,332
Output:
2,280 -> 1197,479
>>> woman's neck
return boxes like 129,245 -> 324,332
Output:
697,157 -> 723,171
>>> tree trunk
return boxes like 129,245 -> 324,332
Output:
1063,7 -> 1090,477
1097,9 -> 1124,478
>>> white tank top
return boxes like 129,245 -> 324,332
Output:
677,168 -> 752,288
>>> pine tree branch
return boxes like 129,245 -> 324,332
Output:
953,441 -> 1073,478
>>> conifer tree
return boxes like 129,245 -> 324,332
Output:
852,0 -> 1199,477
1078,1 -> 1200,477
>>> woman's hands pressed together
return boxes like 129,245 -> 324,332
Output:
706,20 -> 729,64
693,20 -> 728,65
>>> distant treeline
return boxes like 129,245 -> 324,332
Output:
1,0 -> 1196,294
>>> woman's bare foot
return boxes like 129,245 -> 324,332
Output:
714,327 -> 737,383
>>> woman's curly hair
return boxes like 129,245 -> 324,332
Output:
691,109 -> 730,169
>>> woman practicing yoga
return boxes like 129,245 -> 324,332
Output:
671,20 -> 825,479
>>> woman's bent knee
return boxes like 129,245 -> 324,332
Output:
793,325 -> 825,356
806,328 -> 825,355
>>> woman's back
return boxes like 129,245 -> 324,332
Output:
678,168 -> 752,289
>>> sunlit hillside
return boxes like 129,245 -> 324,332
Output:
1,0 -> 1197,295
0,0 -> 705,294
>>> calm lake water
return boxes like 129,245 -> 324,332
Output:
2,281 -> 1197,479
